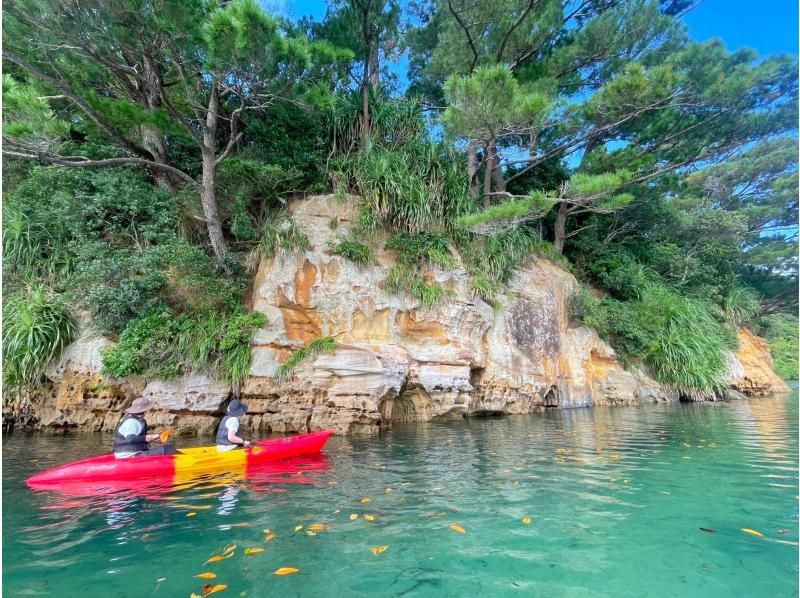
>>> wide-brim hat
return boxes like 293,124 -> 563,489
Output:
227,399 -> 248,417
126,397 -> 154,414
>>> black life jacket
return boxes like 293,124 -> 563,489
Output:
114,414 -> 148,454
215,415 -> 239,446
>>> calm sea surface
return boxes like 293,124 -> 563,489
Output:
3,391 -> 798,597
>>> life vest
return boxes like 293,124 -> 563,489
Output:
114,414 -> 148,454
215,415 -> 239,446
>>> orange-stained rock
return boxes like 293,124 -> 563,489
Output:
294,259 -> 317,307
395,311 -> 449,345
349,309 -> 391,343
729,328 -> 792,396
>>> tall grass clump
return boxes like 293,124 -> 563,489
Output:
101,309 -> 266,385
329,239 -> 374,266
2,287 -> 76,390
351,142 -> 473,234
246,211 -> 310,271
570,283 -> 735,396
721,285 -> 761,324
274,337 -> 337,382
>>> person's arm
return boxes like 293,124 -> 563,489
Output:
145,433 -> 159,443
227,428 -> 251,447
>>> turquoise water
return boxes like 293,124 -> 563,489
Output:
4,394 -> 798,597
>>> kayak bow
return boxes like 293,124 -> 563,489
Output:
27,430 -> 333,489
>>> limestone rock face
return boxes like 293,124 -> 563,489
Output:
8,195 -> 787,435
241,195 -> 679,434
7,331 -> 232,435
727,329 -> 792,396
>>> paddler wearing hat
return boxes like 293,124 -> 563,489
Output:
113,397 -> 176,458
215,398 -> 251,452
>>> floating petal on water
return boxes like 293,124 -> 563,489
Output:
449,524 -> 466,534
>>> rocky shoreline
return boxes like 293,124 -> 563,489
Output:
3,196 -> 791,436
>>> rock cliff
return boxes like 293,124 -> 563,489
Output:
5,195 -> 791,435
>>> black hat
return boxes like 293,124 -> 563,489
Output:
227,399 -> 248,417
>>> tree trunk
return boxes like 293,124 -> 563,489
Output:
140,54 -> 178,192
368,43 -> 379,88
482,139 -> 496,207
200,149 -> 228,265
491,154 -> 506,193
467,143 -> 479,198
360,3 -> 373,149
360,75 -> 370,148
553,202 -> 568,254
200,84 -> 228,265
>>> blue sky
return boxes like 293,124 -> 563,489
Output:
284,0 -> 798,58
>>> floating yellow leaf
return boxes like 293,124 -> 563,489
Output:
205,555 -> 225,564
449,524 -> 466,534
370,545 -> 389,556
195,573 -> 217,579
349,514 -> 358,521
522,517 -> 532,525
264,533 -> 276,542
364,514 -> 376,522
294,525 -> 303,532
741,528 -> 765,538
204,584 -> 227,595
244,548 -> 264,555
191,594 -> 202,598
187,512 -> 197,517
274,567 -> 299,575
306,530 -> 317,536
262,529 -> 271,534
333,509 -> 341,514
309,523 -> 330,531
385,487 -> 393,493
360,497 -> 372,503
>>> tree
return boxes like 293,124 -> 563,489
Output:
3,0 -> 345,264
419,1 -> 797,253
441,65 -> 551,202
307,0 -> 401,147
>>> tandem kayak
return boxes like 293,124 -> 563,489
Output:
27,430 -> 334,489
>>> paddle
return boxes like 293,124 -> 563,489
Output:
159,427 -> 173,444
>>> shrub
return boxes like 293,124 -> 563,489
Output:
274,337 -> 337,382
329,239 -> 374,266
760,313 -> 799,380
469,274 -> 501,303
352,142 -> 473,234
101,309 -> 266,384
246,211 -> 310,271
386,232 -> 455,268
2,287 -> 76,389
721,285 -> 761,325
570,283 -> 735,395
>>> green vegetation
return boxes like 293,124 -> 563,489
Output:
274,337 -> 338,382
101,310 -> 266,385
2,0 -> 797,398
570,285 -> 736,396
329,239 -> 374,266
246,212 -> 311,270
2,287 -> 75,390
761,314 -> 800,380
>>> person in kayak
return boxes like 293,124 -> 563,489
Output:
114,397 -> 178,458
216,398 -> 251,452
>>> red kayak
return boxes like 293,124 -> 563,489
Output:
27,430 -> 334,490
